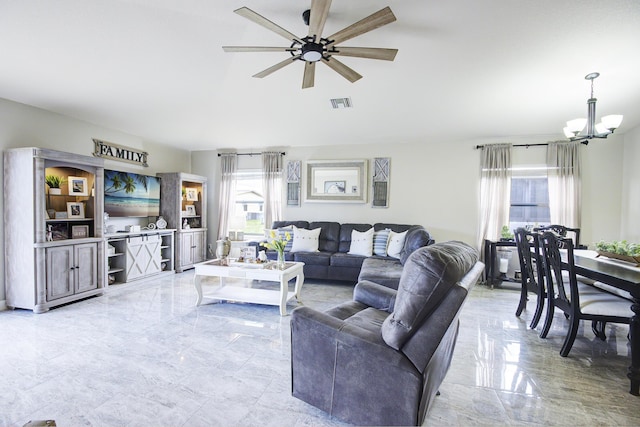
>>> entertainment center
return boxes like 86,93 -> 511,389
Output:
3,147 -> 205,312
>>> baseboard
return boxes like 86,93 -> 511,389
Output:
0,300 -> 7,311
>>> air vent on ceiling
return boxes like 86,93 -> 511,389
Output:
330,97 -> 353,109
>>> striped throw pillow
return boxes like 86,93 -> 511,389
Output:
373,229 -> 391,256
277,227 -> 294,252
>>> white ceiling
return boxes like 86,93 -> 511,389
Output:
1,0 -> 639,151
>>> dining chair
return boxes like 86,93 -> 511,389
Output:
533,224 -> 584,249
538,231 -> 631,357
514,228 -> 546,329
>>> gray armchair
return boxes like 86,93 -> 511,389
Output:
291,241 -> 484,426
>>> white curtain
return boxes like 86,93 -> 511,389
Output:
217,153 -> 237,239
262,152 -> 283,228
477,144 -> 512,250
547,141 -> 581,228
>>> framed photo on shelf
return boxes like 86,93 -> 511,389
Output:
66,202 -> 85,219
71,225 -> 89,239
68,176 -> 89,196
185,187 -> 198,201
185,205 -> 196,216
50,223 -> 69,241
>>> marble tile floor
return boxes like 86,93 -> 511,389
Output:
1,272 -> 639,427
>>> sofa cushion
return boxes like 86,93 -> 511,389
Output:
381,241 -> 479,350
309,221 -> 341,252
400,226 -> 433,265
331,252 -> 367,268
358,257 -> 403,290
374,223 -> 413,233
373,229 -> 391,256
293,251 -> 332,267
291,226 -> 321,252
348,227 -> 374,257
387,230 -> 408,259
272,220 -> 309,230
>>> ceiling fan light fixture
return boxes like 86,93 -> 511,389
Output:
301,42 -> 323,62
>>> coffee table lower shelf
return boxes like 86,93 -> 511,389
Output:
199,286 -> 297,310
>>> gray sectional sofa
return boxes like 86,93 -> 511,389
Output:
262,221 -> 434,287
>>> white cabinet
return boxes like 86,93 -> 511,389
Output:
4,147 -> 105,313
180,229 -> 206,269
46,243 -> 98,300
157,172 -> 208,272
106,230 -> 175,284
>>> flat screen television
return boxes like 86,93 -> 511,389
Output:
104,169 -> 161,217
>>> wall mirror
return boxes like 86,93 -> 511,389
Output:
304,160 -> 368,203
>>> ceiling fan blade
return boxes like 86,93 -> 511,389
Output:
223,46 -> 297,53
330,47 -> 398,61
308,0 -> 332,40
302,62 -> 316,89
234,7 -> 304,44
322,57 -> 362,83
326,6 -> 396,46
253,55 -> 301,78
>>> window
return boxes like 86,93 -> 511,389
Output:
509,166 -> 550,230
230,170 -> 265,238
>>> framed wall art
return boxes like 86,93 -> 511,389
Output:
304,160 -> 367,203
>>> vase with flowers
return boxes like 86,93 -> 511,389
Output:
261,229 -> 291,270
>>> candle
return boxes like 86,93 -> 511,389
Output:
499,258 -> 509,273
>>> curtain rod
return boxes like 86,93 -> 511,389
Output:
217,151 -> 286,157
475,140 -> 588,149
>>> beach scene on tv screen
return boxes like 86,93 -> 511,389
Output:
104,170 -> 160,217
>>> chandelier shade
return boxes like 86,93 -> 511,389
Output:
563,72 -> 623,144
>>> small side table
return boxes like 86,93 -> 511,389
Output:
484,239 -> 519,287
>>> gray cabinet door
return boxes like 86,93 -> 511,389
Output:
192,230 -> 206,264
180,233 -> 194,267
46,245 -> 74,300
126,236 -> 149,281
75,243 -> 98,293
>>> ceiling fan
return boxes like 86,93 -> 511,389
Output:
222,0 -> 398,89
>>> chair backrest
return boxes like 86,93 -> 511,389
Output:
514,228 -> 543,291
538,231 -> 579,315
534,224 -> 581,248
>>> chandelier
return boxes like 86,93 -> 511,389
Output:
563,72 -> 623,144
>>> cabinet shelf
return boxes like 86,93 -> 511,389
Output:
46,218 -> 94,222
108,267 -> 124,274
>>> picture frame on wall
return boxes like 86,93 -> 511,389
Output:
68,176 -> 89,196
67,202 -> 85,219
71,225 -> 89,239
185,187 -> 198,201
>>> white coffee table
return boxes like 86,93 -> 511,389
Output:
193,259 -> 305,316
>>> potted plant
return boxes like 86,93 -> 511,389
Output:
500,225 -> 514,241
45,175 -> 66,195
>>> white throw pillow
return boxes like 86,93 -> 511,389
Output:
348,228 -> 374,257
373,229 -> 391,256
387,230 -> 408,259
290,226 -> 321,253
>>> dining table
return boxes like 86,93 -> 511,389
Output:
571,250 -> 640,396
